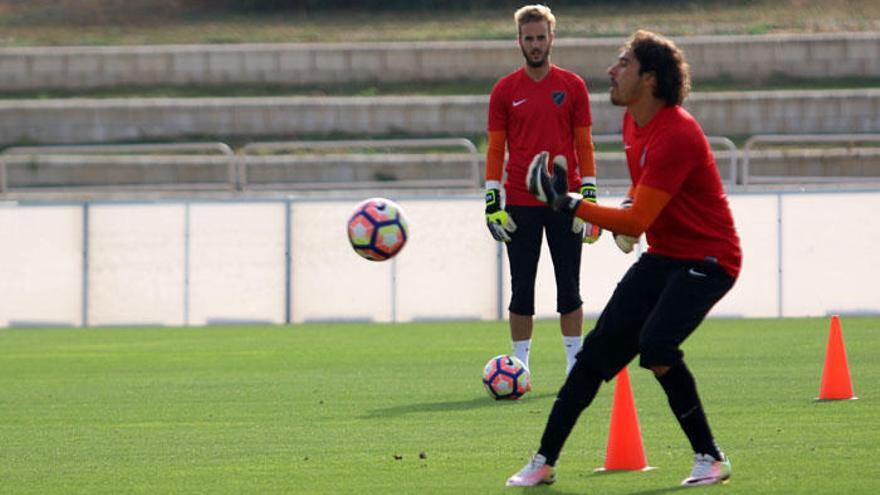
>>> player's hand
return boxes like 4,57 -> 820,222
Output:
574,181 -> 602,244
485,188 -> 517,242
613,197 -> 638,253
526,151 -> 581,214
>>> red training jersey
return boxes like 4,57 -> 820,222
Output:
487,65 -> 592,206
623,106 -> 742,277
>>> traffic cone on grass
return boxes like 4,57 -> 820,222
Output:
817,315 -> 857,401
595,366 -> 654,472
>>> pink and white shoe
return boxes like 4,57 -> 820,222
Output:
506,454 -> 556,487
681,453 -> 732,486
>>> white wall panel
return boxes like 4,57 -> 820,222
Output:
1,191 -> 878,328
395,199 -> 497,321
0,205 -> 82,326
88,204 -> 184,325
716,194 -> 781,317
291,200 -> 394,323
781,192 -> 880,316
188,202 -> 286,325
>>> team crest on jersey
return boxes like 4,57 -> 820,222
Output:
552,90 -> 566,106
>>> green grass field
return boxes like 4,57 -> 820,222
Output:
1,317 -> 877,494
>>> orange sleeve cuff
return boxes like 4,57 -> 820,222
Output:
575,185 -> 672,236
485,130 -> 506,183
574,126 -> 596,179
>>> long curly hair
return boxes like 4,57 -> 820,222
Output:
627,30 -> 691,106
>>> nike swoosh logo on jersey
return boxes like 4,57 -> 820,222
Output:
688,268 -> 708,278
513,98 -> 528,107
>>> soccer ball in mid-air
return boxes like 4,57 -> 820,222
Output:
482,354 -> 531,400
347,197 -> 409,261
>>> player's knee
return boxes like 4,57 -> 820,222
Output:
556,295 -> 582,315
638,342 -> 681,375
648,365 -> 671,377
642,359 -> 674,377
508,282 -> 536,315
508,296 -> 535,316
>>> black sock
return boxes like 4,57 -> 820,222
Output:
656,362 -> 722,460
537,361 -> 603,466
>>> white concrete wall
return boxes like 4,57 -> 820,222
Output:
779,192 -> 880,317
188,202 -> 287,325
87,203 -> 185,326
720,195 -> 781,318
394,200 -> 499,322
290,200 -> 395,323
1,190 -> 878,327
0,33 -> 877,90
0,205 -> 82,326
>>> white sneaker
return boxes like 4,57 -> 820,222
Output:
681,452 -> 732,487
506,454 -> 556,487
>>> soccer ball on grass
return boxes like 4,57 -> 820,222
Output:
482,354 -> 531,400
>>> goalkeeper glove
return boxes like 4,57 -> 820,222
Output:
613,197 -> 638,254
574,180 -> 602,244
525,151 -> 581,214
485,187 -> 517,242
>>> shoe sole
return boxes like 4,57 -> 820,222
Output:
682,475 -> 730,487
506,475 -> 556,487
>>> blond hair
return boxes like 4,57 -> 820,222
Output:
514,4 -> 556,35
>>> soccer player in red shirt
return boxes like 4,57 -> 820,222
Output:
484,4 -> 601,376
507,30 -> 742,488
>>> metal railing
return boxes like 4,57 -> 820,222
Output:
0,142 -> 236,193
237,138 -> 481,191
742,134 -> 880,187
5,134 -> 880,194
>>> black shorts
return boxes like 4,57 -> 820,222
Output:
505,205 -> 583,315
577,253 -> 736,380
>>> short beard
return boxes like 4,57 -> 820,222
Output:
521,47 -> 550,68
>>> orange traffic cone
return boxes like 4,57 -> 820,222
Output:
817,315 -> 857,401
595,367 -> 654,472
